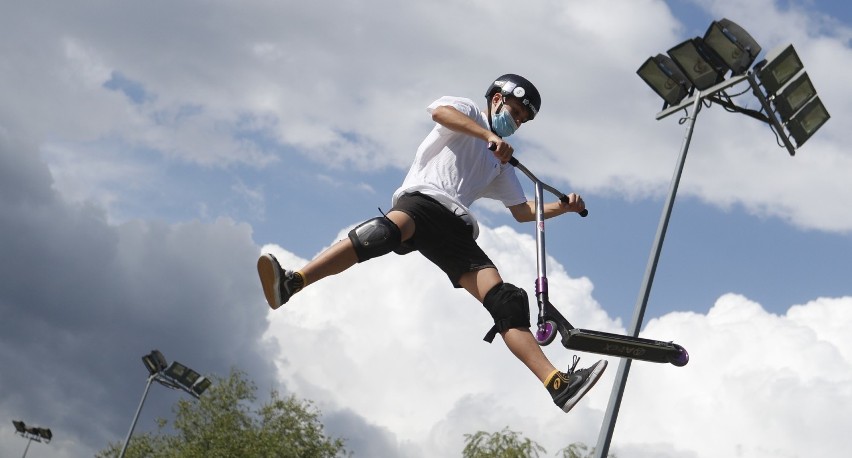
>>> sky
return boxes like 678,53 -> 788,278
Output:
1,0 -> 850,457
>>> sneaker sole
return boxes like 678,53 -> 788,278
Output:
561,360 -> 608,413
257,254 -> 283,310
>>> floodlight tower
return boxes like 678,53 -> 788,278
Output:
12,420 -> 52,458
594,18 -> 829,458
119,350 -> 212,458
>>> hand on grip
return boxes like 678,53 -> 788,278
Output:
560,195 -> 589,217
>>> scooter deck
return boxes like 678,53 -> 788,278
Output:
562,328 -> 688,366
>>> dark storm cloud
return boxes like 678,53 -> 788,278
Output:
0,134 -> 278,453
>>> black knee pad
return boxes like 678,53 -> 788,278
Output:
482,282 -> 531,343
348,217 -> 402,262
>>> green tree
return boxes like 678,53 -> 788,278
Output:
556,442 -> 617,458
98,369 -> 348,458
462,427 -> 616,458
462,427 -> 546,458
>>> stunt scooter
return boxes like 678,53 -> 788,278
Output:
495,145 -> 689,366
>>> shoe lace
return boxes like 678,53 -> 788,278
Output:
566,355 -> 580,375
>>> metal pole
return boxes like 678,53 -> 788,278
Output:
20,437 -> 33,458
119,374 -> 156,458
594,93 -> 704,458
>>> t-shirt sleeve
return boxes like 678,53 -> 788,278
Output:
484,168 -> 527,207
426,96 -> 482,134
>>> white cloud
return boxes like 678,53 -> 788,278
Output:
2,1 -> 851,456
6,0 -> 849,232
262,226 -> 852,457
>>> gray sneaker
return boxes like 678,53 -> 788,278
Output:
546,356 -> 607,413
257,253 -> 303,310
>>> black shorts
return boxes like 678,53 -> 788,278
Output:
391,192 -> 495,287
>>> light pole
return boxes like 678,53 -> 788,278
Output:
118,350 -> 212,458
12,420 -> 52,458
594,18 -> 830,458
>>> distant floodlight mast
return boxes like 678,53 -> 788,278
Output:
119,350 -> 212,458
597,17 -> 830,458
12,420 -> 52,458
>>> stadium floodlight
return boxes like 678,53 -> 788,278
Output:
667,37 -> 727,90
191,376 -> 212,397
120,351 -> 213,458
703,18 -> 762,74
37,428 -> 53,441
757,44 -> 804,95
164,362 -> 201,392
637,54 -> 692,106
774,72 -> 817,120
606,15 -> 829,458
12,420 -> 52,443
142,350 -> 168,376
164,361 -> 188,380
786,96 -> 830,147
13,420 -> 52,458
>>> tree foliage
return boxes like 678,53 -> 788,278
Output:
98,369 -> 348,458
462,427 -> 546,458
462,427 -> 616,458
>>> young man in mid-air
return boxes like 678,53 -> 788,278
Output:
258,74 -> 607,412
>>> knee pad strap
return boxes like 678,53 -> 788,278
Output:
348,217 -> 402,263
482,282 -> 531,343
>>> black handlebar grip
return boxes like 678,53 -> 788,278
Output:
560,195 -> 589,217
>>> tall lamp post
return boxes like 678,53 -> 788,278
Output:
12,420 -> 52,458
594,18 -> 830,458
119,350 -> 212,458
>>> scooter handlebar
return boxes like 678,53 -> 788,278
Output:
488,142 -> 588,217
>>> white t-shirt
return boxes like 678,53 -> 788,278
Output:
392,96 -> 527,239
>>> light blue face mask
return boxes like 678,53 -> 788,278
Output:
491,105 -> 518,137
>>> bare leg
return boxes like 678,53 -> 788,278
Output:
300,211 -> 415,286
457,267 -> 557,382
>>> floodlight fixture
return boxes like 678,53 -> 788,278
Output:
33,427 -> 52,441
786,96 -> 830,147
703,18 -> 762,74
757,44 -> 804,95
667,37 -> 727,90
164,361 -> 188,381
12,419 -> 53,458
177,367 -> 201,389
191,376 -> 212,396
142,350 -> 168,375
123,351 -> 213,458
774,72 -> 817,121
637,54 -> 692,106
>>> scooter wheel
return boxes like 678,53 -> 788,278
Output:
669,344 -> 689,367
535,321 -> 558,346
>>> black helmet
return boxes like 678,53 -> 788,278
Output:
485,74 -> 541,120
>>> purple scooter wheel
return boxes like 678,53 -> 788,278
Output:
535,321 -> 558,346
669,344 -> 689,367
